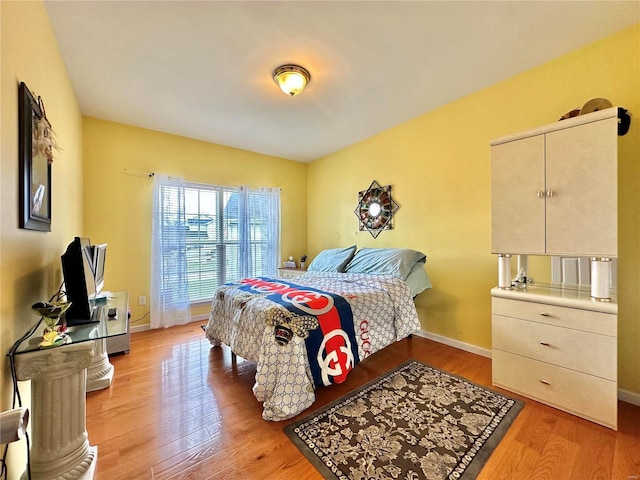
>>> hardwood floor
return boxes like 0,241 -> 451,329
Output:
87,322 -> 640,479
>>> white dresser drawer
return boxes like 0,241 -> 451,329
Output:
492,297 -> 616,336
277,268 -> 307,279
492,315 -> 616,380
492,350 -> 617,429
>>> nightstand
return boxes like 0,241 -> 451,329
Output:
277,267 -> 307,279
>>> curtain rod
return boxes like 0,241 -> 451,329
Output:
121,169 -> 154,178
121,170 -> 281,192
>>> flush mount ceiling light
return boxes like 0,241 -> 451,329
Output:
273,64 -> 311,97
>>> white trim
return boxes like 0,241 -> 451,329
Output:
618,388 -> 640,407
128,324 -> 640,407
417,329 -> 640,407
131,315 -> 208,334
191,300 -> 213,308
414,330 -> 492,359
131,323 -> 150,334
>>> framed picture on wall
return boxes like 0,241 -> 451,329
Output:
19,82 -> 52,232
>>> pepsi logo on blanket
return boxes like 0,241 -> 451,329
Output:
239,277 -> 359,387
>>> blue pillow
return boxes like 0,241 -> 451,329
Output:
404,261 -> 432,297
344,248 -> 427,279
307,245 -> 357,273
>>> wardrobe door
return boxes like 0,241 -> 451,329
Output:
491,134 -> 545,254
545,117 -> 618,256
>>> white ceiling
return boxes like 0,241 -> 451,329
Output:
44,1 -> 639,163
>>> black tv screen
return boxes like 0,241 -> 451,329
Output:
61,237 -> 98,325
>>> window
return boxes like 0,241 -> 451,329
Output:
152,177 -> 280,309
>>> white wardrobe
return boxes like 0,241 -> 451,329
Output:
490,107 -> 620,429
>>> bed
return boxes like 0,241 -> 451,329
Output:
204,247 -> 432,421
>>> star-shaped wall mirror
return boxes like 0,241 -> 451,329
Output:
354,180 -> 400,238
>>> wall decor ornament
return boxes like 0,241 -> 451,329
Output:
19,82 -> 60,232
354,180 -> 399,238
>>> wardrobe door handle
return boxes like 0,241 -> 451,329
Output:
536,190 -> 545,198
546,189 -> 554,198
539,379 -> 551,385
540,342 -> 551,346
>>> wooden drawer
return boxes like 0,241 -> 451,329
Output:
492,297 -> 616,336
492,315 -> 616,380
492,350 -> 617,429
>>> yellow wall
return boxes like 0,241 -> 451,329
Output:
1,1 -> 84,477
307,24 -> 640,395
82,117 -> 307,322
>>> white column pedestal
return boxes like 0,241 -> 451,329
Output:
14,342 -> 98,480
86,339 -> 114,392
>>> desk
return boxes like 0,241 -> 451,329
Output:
12,291 -> 128,480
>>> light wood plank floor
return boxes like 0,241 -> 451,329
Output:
87,322 -> 640,479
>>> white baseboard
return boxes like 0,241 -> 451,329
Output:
130,315 -> 208,334
414,330 -> 492,359
619,388 -> 640,407
130,323 -> 150,334
128,323 -> 640,407
417,329 -> 640,407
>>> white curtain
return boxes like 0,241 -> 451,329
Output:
238,186 -> 251,279
259,187 -> 281,277
238,186 -> 281,278
150,174 -> 192,329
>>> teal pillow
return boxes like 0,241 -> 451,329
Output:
307,245 -> 357,273
404,261 -> 432,297
345,248 -> 426,279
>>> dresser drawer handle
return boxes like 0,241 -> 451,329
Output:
539,312 -> 551,317
539,341 -> 551,346
539,379 -> 551,385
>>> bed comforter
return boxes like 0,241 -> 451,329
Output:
204,271 -> 421,421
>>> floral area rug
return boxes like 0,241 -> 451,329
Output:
284,360 -> 523,480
